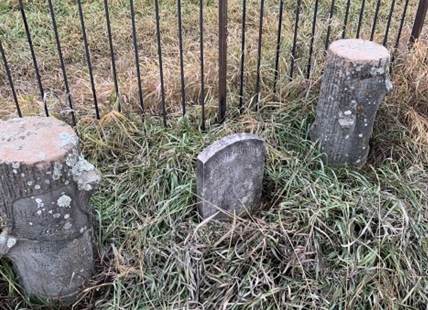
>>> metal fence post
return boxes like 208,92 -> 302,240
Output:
410,0 -> 428,44
219,0 -> 227,123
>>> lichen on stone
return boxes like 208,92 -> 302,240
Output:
63,222 -> 72,230
35,198 -> 44,209
59,132 -> 78,148
66,153 -> 100,191
53,162 -> 63,180
6,237 -> 16,248
38,152 -> 46,160
57,194 -> 72,208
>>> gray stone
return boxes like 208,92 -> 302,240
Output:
309,39 -> 392,168
0,117 -> 101,305
197,133 -> 266,220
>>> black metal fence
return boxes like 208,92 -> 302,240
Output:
0,0 -> 426,128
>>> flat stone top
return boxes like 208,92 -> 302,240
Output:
0,117 -> 77,165
198,133 -> 264,163
329,39 -> 390,62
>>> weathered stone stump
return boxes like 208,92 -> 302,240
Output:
0,117 -> 100,304
197,133 -> 266,220
309,39 -> 392,167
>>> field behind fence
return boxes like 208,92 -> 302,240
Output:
0,0 -> 426,127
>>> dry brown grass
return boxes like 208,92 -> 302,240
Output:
0,0 -> 423,123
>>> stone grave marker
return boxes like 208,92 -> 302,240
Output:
0,117 -> 101,304
197,133 -> 266,220
309,39 -> 392,168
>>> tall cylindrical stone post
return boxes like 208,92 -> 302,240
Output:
309,39 -> 392,168
0,117 -> 100,304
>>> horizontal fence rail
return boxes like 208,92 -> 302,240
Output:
0,0 -> 425,127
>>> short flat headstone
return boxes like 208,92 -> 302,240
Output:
0,117 -> 101,304
197,133 -> 266,220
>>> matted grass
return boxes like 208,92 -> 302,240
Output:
1,0 -> 428,309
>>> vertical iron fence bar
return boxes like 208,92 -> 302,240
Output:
325,0 -> 335,51
254,0 -> 264,111
48,0 -> 76,126
155,0 -> 167,127
342,0 -> 351,38
306,0 -> 319,79
0,39 -> 21,117
356,0 -> 365,38
394,0 -> 410,49
218,0 -> 227,123
199,0 -> 205,130
18,0 -> 48,116
410,0 -> 428,44
177,0 -> 186,116
370,0 -> 381,41
273,0 -> 284,95
104,0 -> 120,112
290,0 -> 301,79
239,0 -> 247,111
77,0 -> 100,119
383,0 -> 396,46
130,0 -> 145,114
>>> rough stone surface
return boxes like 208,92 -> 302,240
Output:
0,116 -> 101,304
309,39 -> 392,168
197,133 -> 266,220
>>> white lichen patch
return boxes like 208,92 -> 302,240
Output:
53,162 -> 63,180
339,118 -> 354,128
79,226 -> 87,234
27,181 -> 33,186
385,79 -> 393,93
35,198 -> 44,208
29,222 -> 33,226
0,235 -> 5,244
66,152 -> 78,167
2,134 -> 11,142
12,162 -> 20,169
64,214 -> 70,219
36,210 -> 42,215
57,194 -> 72,208
370,66 -> 384,76
67,154 -> 100,191
63,222 -> 72,230
358,134 -> 363,137
53,213 -> 61,219
12,169 -> 17,174
6,238 -> 16,248
45,179 -> 50,184
21,173 -> 25,178
35,184 -> 41,190
59,132 -> 78,148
